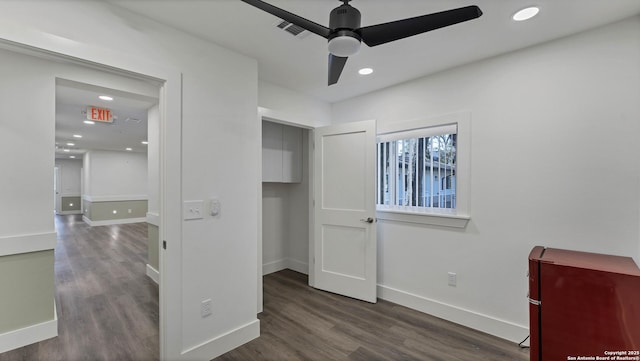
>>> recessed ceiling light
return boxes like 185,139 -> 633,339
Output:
126,147 -> 132,151
99,95 -> 114,101
141,141 -> 149,145
66,142 -> 75,146
63,149 -> 70,152
70,156 -> 76,159
358,67 -> 374,75
84,120 -> 95,125
73,134 -> 82,138
513,6 -> 539,21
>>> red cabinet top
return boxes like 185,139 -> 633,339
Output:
529,246 -> 640,276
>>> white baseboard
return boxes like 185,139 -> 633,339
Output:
286,258 -> 308,275
146,212 -> 160,226
0,305 -> 58,353
0,231 -> 57,257
377,284 -> 528,343
181,319 -> 259,360
146,264 -> 159,284
83,194 -> 148,202
57,210 -> 82,215
262,258 -> 309,276
83,216 -> 147,227
262,259 -> 287,275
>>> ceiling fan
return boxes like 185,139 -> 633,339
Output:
239,0 -> 483,85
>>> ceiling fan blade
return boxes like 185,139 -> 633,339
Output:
359,5 -> 482,47
239,0 -> 331,39
328,54 -> 348,85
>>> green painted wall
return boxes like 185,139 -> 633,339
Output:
148,223 -> 159,271
0,250 -> 55,334
61,196 -> 81,212
84,200 -> 147,222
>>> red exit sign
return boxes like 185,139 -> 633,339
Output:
86,106 -> 113,123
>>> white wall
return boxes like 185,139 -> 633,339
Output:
0,49 -> 55,239
55,159 -> 82,196
83,150 -> 147,200
258,81 -> 331,128
332,17 -> 640,342
0,1 -> 259,359
262,183 -> 289,271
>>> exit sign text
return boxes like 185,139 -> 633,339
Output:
86,106 -> 113,123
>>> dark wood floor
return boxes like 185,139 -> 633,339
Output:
216,269 -> 529,361
1,215 -> 529,361
0,215 -> 159,361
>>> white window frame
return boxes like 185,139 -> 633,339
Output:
376,112 -> 471,228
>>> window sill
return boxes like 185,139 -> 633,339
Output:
376,208 -> 470,228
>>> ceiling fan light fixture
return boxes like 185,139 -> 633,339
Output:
513,6 -> 539,21
328,35 -> 361,57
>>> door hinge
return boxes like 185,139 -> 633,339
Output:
163,240 -> 167,250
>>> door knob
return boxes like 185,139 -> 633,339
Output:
360,217 -> 374,223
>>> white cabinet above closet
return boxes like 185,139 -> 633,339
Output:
262,120 -> 302,183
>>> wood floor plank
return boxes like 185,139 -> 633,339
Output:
0,215 -> 158,361
217,269 -> 529,361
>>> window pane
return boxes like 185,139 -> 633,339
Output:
376,128 -> 456,211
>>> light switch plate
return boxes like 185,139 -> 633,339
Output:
183,200 -> 204,220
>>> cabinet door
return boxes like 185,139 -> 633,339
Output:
282,125 -> 302,183
262,121 -> 283,182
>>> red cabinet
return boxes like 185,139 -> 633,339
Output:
528,246 -> 640,360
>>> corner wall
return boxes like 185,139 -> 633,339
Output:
331,17 -> 640,342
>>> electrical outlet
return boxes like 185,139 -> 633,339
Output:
128,209 -> 132,214
201,299 -> 212,318
448,272 -> 457,287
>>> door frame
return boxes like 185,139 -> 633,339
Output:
0,38 -> 183,359
257,110 -> 316,313
54,166 -> 61,214
256,111 -> 377,304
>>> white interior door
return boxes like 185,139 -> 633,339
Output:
312,119 -> 377,303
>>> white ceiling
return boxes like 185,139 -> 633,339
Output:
55,79 -> 157,159
106,0 -> 640,103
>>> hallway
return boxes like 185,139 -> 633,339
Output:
0,215 -> 158,361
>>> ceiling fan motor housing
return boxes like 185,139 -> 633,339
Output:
329,3 -> 361,30
328,4 -> 362,57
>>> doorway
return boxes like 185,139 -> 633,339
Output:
259,117 -> 378,310
261,119 -> 311,278
53,76 -> 160,357
0,40 -> 182,358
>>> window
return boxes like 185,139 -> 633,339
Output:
375,112 -> 470,228
377,124 -> 457,209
